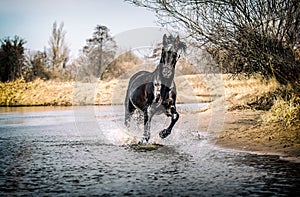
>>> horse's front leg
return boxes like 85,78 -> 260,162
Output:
142,104 -> 154,143
159,106 -> 179,139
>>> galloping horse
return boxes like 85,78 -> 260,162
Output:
124,34 -> 186,143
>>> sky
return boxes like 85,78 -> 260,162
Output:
0,0 -> 158,58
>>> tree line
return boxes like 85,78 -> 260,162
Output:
2,0 -> 299,87
0,22 -> 117,82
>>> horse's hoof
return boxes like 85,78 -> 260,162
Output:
139,136 -> 149,144
159,129 -> 170,139
124,122 -> 130,128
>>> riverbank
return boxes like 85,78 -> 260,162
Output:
0,74 -> 216,106
0,74 -> 276,106
214,109 -> 300,163
181,103 -> 299,162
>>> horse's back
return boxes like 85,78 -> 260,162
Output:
128,71 -> 151,91
129,70 -> 150,83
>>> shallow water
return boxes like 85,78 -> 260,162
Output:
0,105 -> 299,196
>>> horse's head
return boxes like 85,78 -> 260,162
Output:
160,34 -> 186,78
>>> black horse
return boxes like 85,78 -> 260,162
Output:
124,34 -> 186,143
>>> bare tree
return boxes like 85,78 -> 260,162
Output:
127,0 -> 300,85
47,21 -> 70,75
24,50 -> 50,81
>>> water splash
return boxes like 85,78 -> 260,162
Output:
94,104 -> 204,147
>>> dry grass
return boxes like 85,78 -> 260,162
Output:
262,93 -> 300,128
0,78 -> 73,106
224,75 -> 299,131
0,74 -> 283,107
224,75 -> 280,110
0,74 -> 213,106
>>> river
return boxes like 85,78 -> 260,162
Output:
0,105 -> 299,196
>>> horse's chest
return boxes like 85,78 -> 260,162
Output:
162,64 -> 173,78
152,82 -> 173,106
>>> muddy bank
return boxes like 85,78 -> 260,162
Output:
150,104 -> 300,162
214,109 -> 300,162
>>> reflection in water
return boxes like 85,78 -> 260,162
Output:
0,106 -> 299,196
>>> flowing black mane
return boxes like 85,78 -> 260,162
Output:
124,34 -> 185,143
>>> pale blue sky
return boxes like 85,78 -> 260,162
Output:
0,0 -> 157,57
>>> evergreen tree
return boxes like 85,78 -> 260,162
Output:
81,25 -> 117,79
0,36 -> 26,82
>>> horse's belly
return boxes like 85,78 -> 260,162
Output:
130,91 -> 146,111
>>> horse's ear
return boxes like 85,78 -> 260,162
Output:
163,34 -> 168,47
175,36 -> 180,45
175,36 -> 186,52
180,42 -> 187,53
174,36 -> 181,51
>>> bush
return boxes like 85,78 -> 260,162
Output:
101,51 -> 141,81
262,93 -> 300,128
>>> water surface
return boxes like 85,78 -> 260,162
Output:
0,105 -> 299,196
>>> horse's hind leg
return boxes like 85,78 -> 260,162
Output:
159,106 -> 179,139
125,99 -> 135,128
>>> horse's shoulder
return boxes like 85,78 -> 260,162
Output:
171,81 -> 176,88
169,81 -> 177,95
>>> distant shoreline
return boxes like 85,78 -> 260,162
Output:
0,75 -> 215,107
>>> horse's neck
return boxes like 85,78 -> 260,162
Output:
151,66 -> 174,102
153,65 -> 174,87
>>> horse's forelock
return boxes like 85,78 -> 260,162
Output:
162,35 -> 186,53
164,44 -> 176,52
